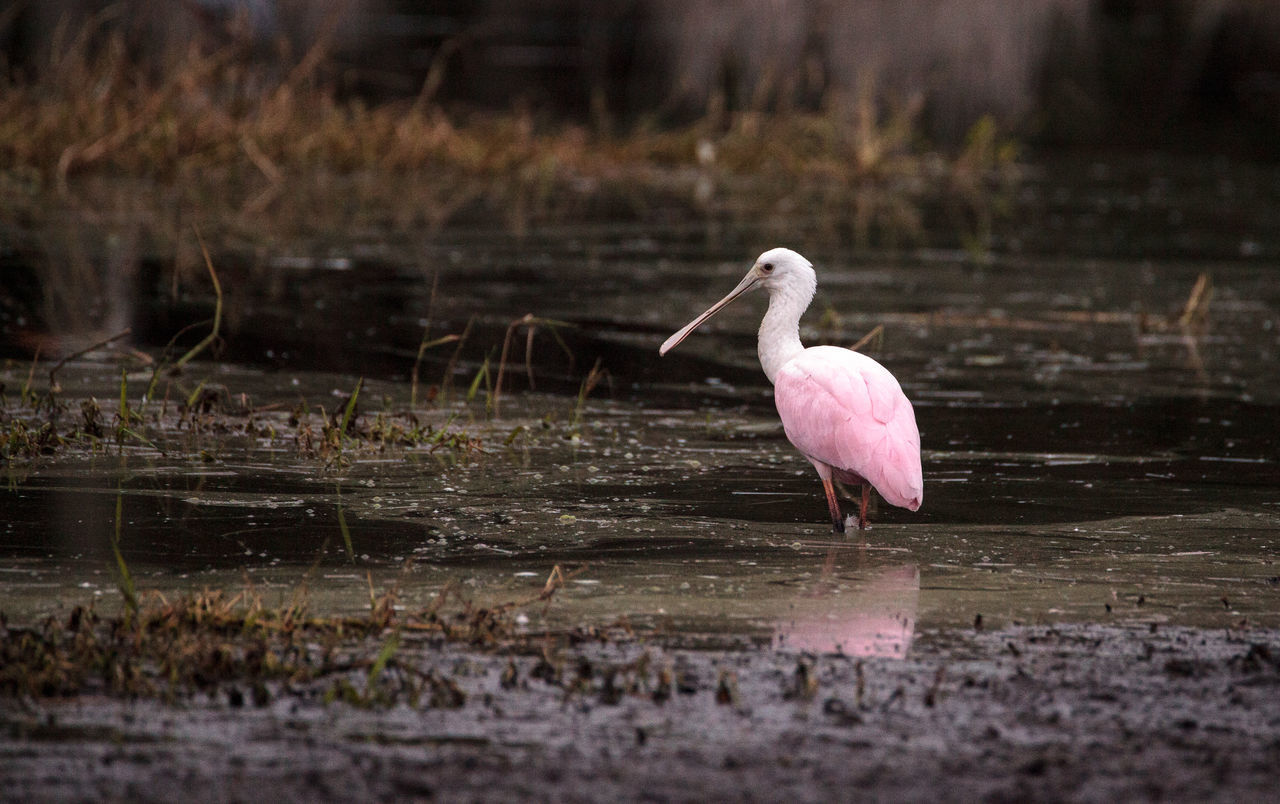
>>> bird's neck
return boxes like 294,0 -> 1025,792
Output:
757,284 -> 812,384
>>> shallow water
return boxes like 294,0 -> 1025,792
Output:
3,156 -> 1280,646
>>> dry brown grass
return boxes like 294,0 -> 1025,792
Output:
0,17 -> 1018,252
0,564 -> 587,703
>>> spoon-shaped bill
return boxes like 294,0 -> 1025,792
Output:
658,271 -> 760,355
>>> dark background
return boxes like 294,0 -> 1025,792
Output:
3,0 -> 1278,155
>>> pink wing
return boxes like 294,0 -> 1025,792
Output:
773,345 -> 923,510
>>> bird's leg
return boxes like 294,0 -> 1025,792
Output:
820,474 -> 845,534
858,484 -> 870,530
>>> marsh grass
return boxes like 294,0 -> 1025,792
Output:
571,358 -> 610,436
0,15 -> 1020,255
111,490 -> 138,619
301,376 -> 481,468
1,360 -> 482,465
169,228 -> 224,372
0,562 -> 589,705
1,233 -> 492,466
492,314 -> 575,416
293,387 -> 482,468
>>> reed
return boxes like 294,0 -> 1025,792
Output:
170,228 -> 224,371
492,314 -> 574,417
0,12 -> 1020,254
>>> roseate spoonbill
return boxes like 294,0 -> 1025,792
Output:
659,248 -> 923,532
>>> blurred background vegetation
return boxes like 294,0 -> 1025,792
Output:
0,0 -> 1277,354
4,0 -> 1277,151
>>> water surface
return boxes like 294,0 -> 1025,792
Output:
4,156 -> 1279,647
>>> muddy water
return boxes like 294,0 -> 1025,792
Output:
4,158 -> 1280,648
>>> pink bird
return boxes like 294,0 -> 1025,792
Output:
660,247 -> 923,532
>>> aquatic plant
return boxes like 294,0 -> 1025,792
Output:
410,334 -> 462,409
492,314 -> 575,416
570,357 -> 610,436
0,564 -> 589,703
169,229 -> 224,372
111,491 -> 138,619
0,418 -> 66,460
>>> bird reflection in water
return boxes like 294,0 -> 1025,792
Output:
772,550 -> 919,658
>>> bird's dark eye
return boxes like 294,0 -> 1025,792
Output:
761,262 -> 774,273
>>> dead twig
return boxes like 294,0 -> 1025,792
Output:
1177,272 -> 1213,330
848,324 -> 884,354
47,328 -> 132,394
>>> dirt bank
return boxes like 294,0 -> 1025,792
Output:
3,623 -> 1278,802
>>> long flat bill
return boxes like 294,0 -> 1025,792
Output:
659,271 -> 759,355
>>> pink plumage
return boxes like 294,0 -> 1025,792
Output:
660,247 -> 923,532
774,345 -> 923,511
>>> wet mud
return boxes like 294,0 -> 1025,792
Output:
3,624 -> 1279,802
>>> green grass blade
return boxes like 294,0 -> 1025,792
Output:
466,358 -> 489,403
173,227 -> 223,370
340,378 -> 363,434
112,492 -> 138,616
119,427 -> 166,456
365,630 -> 401,694
337,504 -> 354,561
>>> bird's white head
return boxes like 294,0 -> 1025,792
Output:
752,247 -> 816,300
659,247 -> 817,356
